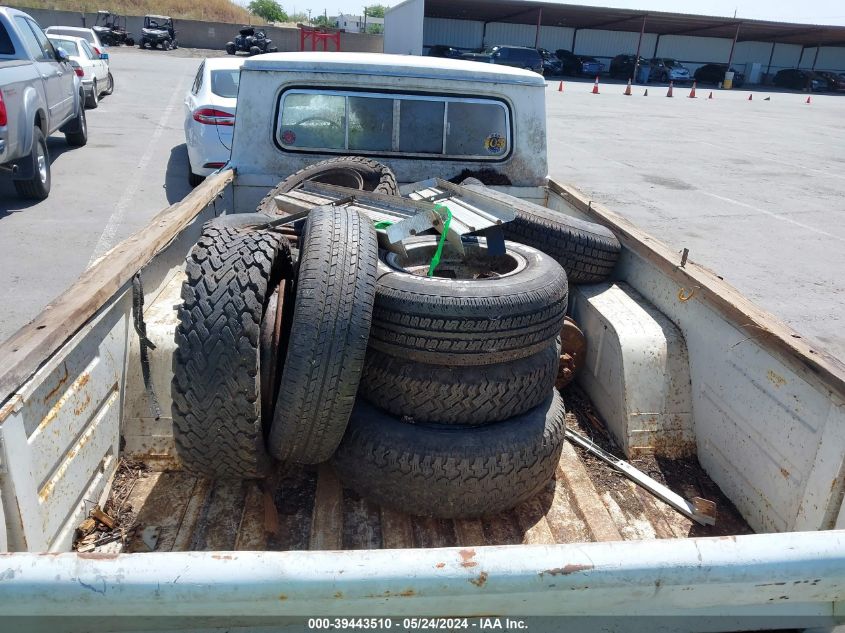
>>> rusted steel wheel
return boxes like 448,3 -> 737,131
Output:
556,316 -> 587,389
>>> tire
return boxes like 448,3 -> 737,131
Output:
85,80 -> 99,109
332,391 -> 567,519
64,99 -> 88,147
370,237 -> 568,366
139,39 -> 145,49
461,180 -> 620,283
13,126 -> 50,200
360,339 -> 560,425
104,72 -> 114,96
256,156 -> 399,215
225,42 -> 236,55
126,37 -> 134,46
249,46 -> 261,56
163,39 -> 172,51
268,206 -> 378,464
188,171 -> 205,187
171,223 -> 292,479
172,39 -> 178,49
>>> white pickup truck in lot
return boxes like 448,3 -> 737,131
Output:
0,6 -> 88,200
0,53 -> 842,632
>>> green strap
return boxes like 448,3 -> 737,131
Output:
427,204 -> 452,277
373,220 -> 393,230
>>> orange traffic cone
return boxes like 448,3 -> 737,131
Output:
748,93 -> 753,100
644,88 -> 649,96
708,91 -> 713,99
688,81 -> 697,98
591,76 -> 600,94
666,81 -> 674,97
623,79 -> 632,95
806,95 -> 812,104
558,80 -> 563,92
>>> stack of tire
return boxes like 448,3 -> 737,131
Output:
170,157 -> 621,520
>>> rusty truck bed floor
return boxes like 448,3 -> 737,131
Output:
98,388 -> 751,553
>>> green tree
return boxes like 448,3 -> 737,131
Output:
289,12 -> 308,23
314,14 -> 332,27
248,0 -> 288,22
366,23 -> 383,34
364,4 -> 387,18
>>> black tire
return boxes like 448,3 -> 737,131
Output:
370,237 -> 568,366
249,45 -> 261,56
64,99 -> 88,147
332,392 -> 567,519
163,39 -> 172,51
126,37 -> 134,46
256,156 -> 399,215
139,39 -> 145,49
13,126 -> 50,200
268,206 -> 378,464
360,339 -> 560,425
461,181 -> 620,283
225,42 -> 236,55
104,72 -> 114,96
188,170 -> 205,187
85,80 -> 99,109
171,224 -> 292,479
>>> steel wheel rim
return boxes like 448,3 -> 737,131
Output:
36,142 -> 47,184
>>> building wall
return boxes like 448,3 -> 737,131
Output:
384,0 -> 425,55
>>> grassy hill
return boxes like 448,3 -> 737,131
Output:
8,0 -> 263,24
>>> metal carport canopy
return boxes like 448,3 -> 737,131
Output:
422,0 -> 845,47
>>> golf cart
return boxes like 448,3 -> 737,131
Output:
92,10 -> 134,46
139,14 -> 177,50
225,26 -> 278,56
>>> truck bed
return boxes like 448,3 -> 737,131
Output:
88,393 -> 750,554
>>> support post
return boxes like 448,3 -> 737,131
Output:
653,34 -> 661,57
534,7 -> 543,48
633,14 -> 647,82
571,28 -> 578,52
811,44 -> 821,70
726,22 -> 741,69
766,41 -> 776,80
797,45 -> 806,68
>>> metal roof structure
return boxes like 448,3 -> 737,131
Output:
423,0 -> 845,47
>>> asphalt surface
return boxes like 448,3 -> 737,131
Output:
1,52 -> 843,364
547,77 -> 845,361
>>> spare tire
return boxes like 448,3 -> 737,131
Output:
370,237 -> 568,366
171,223 -> 292,479
257,157 -> 399,215
360,339 -> 560,425
332,391 -> 567,518
461,180 -> 621,284
268,206 -> 378,464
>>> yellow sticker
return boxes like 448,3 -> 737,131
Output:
484,133 -> 506,154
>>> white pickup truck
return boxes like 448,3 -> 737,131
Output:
0,53 -> 842,632
0,6 -> 88,199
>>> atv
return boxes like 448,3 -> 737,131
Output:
92,10 -> 134,46
138,15 -> 177,50
225,26 -> 277,56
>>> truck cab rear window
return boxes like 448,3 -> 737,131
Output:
277,90 -> 510,160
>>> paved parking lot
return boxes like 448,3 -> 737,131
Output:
1,52 -> 843,362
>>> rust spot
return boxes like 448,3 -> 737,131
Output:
279,594 -> 288,601
366,589 -> 416,598
541,563 -> 594,576
77,552 -> 119,560
0,394 -> 24,423
73,393 -> 92,416
469,571 -> 488,588
211,555 -> 235,560
832,478 -> 839,492
333,591 -> 344,599
780,467 -> 790,479
43,364 -> 70,403
459,548 -> 478,568
435,562 -> 445,569
767,370 -> 787,388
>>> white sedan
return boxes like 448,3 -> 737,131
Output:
45,26 -> 106,56
48,35 -> 113,109
184,57 -> 245,186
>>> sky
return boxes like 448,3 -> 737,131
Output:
233,0 -> 845,26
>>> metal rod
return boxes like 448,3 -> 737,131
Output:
812,44 -> 821,70
766,41 -> 776,79
534,7 -> 542,48
726,22 -> 741,69
633,15 -> 647,82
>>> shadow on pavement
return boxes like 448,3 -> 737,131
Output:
165,143 -> 194,204
0,137 -> 77,217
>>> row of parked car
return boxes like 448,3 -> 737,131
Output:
427,44 -> 845,91
0,7 -> 119,200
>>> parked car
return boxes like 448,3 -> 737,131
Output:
812,70 -> 845,92
694,63 -> 745,87
537,48 -> 562,75
47,34 -> 112,109
44,26 -> 105,56
608,54 -> 647,79
426,45 -> 462,59
649,58 -> 691,83
139,14 -> 177,50
184,57 -> 245,186
225,26 -> 277,56
0,7 -> 88,200
772,68 -> 825,91
554,50 -> 604,76
92,10 -> 134,47
462,45 -> 543,74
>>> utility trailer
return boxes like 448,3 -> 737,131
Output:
0,54 -> 843,632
